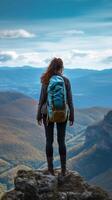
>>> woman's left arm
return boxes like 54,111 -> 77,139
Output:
36,84 -> 47,121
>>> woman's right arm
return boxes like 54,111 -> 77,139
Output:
66,78 -> 75,123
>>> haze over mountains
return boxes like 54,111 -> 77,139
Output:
0,66 -> 112,107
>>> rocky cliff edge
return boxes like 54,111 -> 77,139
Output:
1,168 -> 112,200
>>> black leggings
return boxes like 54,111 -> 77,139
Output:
43,114 -> 67,158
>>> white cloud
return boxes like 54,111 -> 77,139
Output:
102,56 -> 112,64
0,51 -> 18,63
0,16 -> 111,70
45,29 -> 84,40
0,49 -> 112,70
0,29 -> 35,39
64,29 -> 84,35
70,50 -> 88,58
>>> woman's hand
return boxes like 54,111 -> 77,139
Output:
37,119 -> 42,126
69,120 -> 74,126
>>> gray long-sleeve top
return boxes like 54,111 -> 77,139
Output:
36,75 -> 74,122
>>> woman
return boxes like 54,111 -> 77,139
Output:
36,57 -> 74,176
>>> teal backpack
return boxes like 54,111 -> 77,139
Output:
47,75 -> 69,123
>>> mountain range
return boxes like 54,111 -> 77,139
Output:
0,66 -> 112,107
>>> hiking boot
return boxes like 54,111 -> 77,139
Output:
60,155 -> 66,176
61,168 -> 67,176
47,156 -> 55,176
48,168 -> 55,176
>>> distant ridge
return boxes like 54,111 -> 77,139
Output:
0,66 -> 112,107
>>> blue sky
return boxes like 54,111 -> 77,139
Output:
0,0 -> 112,69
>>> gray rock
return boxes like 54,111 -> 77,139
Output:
2,168 -> 112,200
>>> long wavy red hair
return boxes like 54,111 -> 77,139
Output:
41,57 -> 64,84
